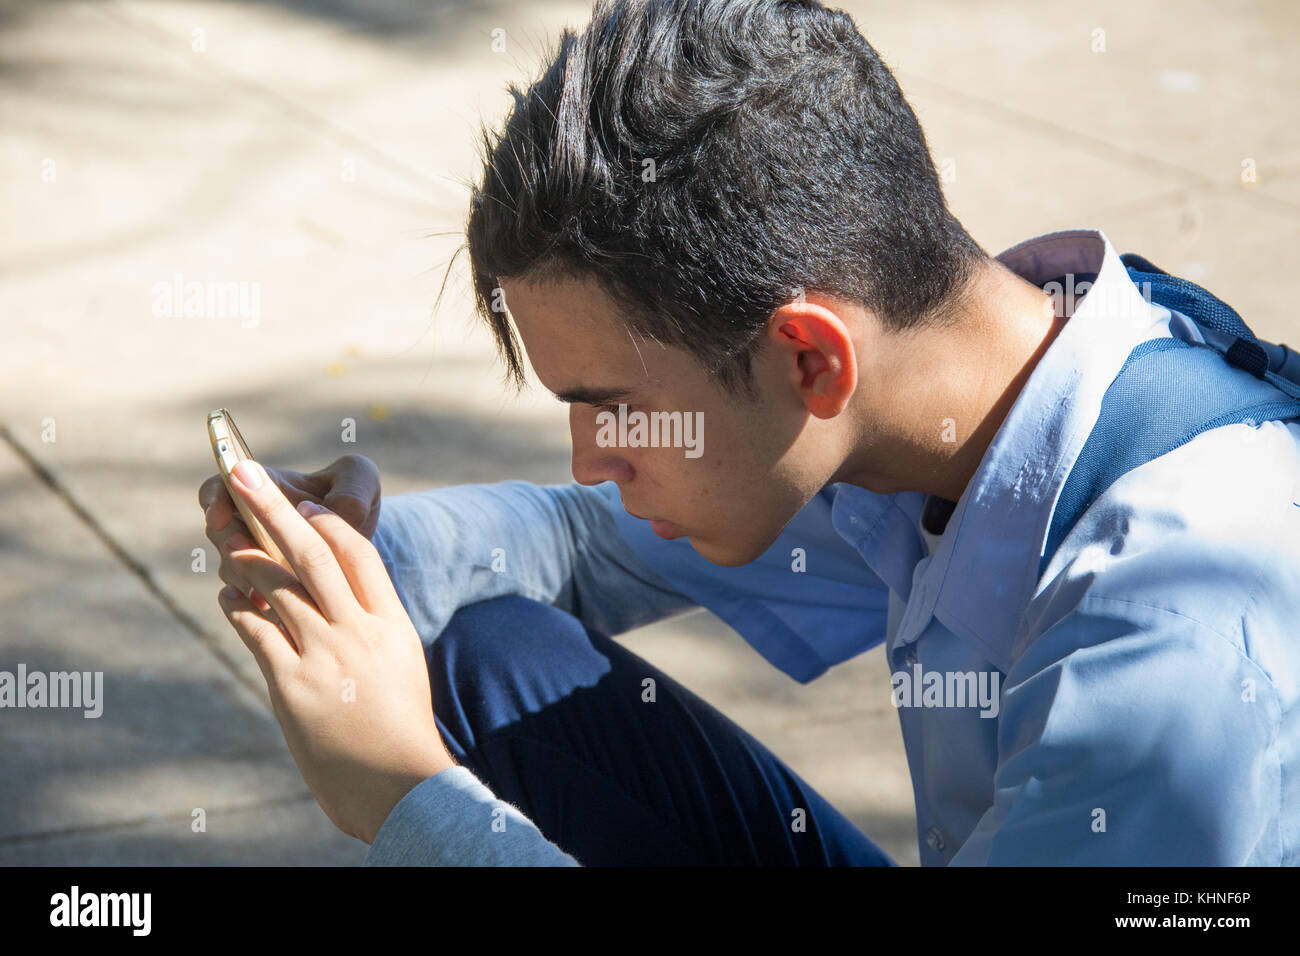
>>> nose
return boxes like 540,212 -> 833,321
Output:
570,405 -> 633,486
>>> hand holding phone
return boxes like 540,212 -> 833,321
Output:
207,408 -> 294,572
200,413 -> 385,612
211,453 -> 454,845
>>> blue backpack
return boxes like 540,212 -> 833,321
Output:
1036,253 -> 1300,579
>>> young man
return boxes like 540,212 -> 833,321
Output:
204,0 -> 1300,865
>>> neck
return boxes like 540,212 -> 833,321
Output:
838,258 -> 1066,502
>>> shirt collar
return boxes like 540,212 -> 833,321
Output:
832,228 -> 1168,673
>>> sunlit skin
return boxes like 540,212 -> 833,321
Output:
501,260 -> 1069,566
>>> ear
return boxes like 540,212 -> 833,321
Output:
766,296 -> 859,419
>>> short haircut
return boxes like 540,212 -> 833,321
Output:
465,0 -> 987,395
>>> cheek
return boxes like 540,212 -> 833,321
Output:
674,457 -> 752,523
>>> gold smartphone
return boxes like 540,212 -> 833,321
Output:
207,408 -> 292,572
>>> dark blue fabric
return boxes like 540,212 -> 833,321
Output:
427,594 -> 896,866
1121,253 -> 1263,349
1039,259 -> 1300,579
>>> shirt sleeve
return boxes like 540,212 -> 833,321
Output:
364,479 -> 695,866
371,478 -> 698,646
949,579 -> 1283,866
364,767 -> 580,866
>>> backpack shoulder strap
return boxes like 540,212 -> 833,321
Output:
1120,252 -> 1300,389
1038,255 -> 1300,580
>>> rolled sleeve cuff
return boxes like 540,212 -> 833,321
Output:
364,766 -> 581,867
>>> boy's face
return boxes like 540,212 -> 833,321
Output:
500,273 -> 843,566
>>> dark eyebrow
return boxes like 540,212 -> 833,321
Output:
553,386 -> 634,405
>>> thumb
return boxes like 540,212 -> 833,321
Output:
316,455 -> 381,536
322,480 -> 373,534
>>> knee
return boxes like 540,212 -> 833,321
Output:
430,595 -> 587,678
427,596 -> 613,739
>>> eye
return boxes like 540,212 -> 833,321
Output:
591,402 -> 623,414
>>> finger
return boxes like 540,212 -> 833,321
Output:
228,459 -> 359,624
205,503 -> 254,593
205,492 -> 246,541
203,469 -> 316,529
321,487 -> 369,535
199,475 -> 234,530
216,555 -> 252,598
296,501 -> 403,617
203,488 -> 256,602
224,537 -> 325,646
198,474 -> 224,510
318,455 -> 381,534
208,516 -> 281,619
268,467 -> 320,504
214,546 -> 275,615
218,584 -> 299,679
203,473 -> 303,618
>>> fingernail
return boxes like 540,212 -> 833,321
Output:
233,460 -> 263,490
297,499 -> 325,517
219,585 -> 241,600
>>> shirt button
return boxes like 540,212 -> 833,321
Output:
926,826 -> 946,852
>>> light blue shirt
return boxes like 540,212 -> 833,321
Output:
365,228 -> 1300,866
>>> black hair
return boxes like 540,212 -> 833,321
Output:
464,0 -> 986,395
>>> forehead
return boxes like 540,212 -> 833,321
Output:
499,273 -> 669,391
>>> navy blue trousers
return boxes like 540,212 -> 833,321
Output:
427,595 -> 895,866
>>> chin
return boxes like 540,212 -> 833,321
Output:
688,535 -> 769,568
